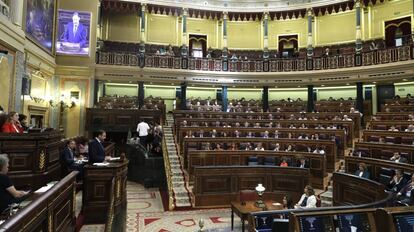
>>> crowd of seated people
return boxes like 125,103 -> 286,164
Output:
185,97 -> 222,111
96,95 -> 164,110
0,111 -> 32,134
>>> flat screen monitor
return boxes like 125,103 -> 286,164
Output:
336,213 -> 372,232
272,218 -> 289,232
298,215 -> 335,232
393,213 -> 414,232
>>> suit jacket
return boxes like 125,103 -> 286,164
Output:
355,170 -> 370,179
396,157 -> 408,164
296,161 -> 309,168
62,22 -> 87,47
88,138 -> 105,163
61,147 -> 76,169
1,122 -> 23,133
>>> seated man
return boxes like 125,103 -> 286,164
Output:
61,139 -> 84,178
390,152 -> 408,163
387,169 -> 407,193
397,175 -> 414,205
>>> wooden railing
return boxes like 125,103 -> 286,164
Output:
97,45 -> 413,72
162,136 -> 175,210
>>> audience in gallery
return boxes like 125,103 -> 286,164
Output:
354,162 -> 370,179
0,154 -> 29,214
295,185 -> 317,209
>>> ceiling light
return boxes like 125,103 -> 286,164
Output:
372,81 -> 377,84
346,83 -> 350,85
321,84 -> 325,87
403,79 -> 408,81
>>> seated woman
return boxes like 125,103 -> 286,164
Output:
295,185 -> 317,209
0,154 -> 29,213
1,111 -> 23,133
280,158 -> 288,167
354,162 -> 370,179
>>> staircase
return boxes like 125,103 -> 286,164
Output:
164,114 -> 192,208
320,184 -> 333,207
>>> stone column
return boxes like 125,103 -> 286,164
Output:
307,8 -> 314,57
263,12 -> 269,58
10,0 -> 23,27
140,4 -> 146,43
355,0 -> 362,53
222,12 -> 228,57
97,0 -> 102,39
93,79 -> 99,106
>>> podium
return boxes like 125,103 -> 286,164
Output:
82,160 -> 128,224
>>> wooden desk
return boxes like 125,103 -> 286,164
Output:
82,160 -> 128,224
231,200 -> 282,232
0,130 -> 64,190
0,171 -> 78,232
193,166 -> 309,207
187,150 -> 327,189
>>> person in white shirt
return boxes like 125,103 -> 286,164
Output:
295,185 -> 317,208
255,143 -> 264,151
137,120 -> 150,148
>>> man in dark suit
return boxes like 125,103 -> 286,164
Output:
88,130 -> 109,163
397,175 -> 414,205
62,12 -> 87,47
297,157 -> 309,168
61,139 -> 83,178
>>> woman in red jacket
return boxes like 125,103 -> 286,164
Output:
1,112 -> 23,133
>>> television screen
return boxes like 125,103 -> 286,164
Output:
25,0 -> 55,52
272,218 -> 289,232
393,213 -> 414,232
337,213 -> 372,232
56,10 -> 91,56
298,215 -> 335,232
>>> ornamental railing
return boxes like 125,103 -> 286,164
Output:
97,45 -> 413,72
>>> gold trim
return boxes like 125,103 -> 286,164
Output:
384,20 -> 411,29
39,150 -> 46,171
189,37 -> 207,42
279,38 -> 298,42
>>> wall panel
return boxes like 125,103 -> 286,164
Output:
187,19 -> 218,48
147,14 -> 177,45
227,21 -> 261,49
104,12 -> 140,42
316,12 -> 356,45
268,19 -> 307,49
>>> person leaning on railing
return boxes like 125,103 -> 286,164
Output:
0,154 -> 29,214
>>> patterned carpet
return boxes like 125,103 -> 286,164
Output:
80,182 -> 241,232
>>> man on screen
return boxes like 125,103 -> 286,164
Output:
62,12 -> 87,47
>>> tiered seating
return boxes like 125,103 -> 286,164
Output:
97,96 -> 164,110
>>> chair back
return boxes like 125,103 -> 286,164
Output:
239,189 -> 257,203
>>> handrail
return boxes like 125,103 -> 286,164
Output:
161,135 -> 175,210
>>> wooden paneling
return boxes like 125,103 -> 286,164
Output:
193,166 -> 309,207
184,137 -> 336,172
0,131 -> 64,190
332,172 -> 387,206
82,160 -> 128,224
354,142 -> 414,164
0,172 -> 78,232
187,150 -> 326,189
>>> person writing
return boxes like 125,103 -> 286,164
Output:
88,130 -> 111,163
295,185 -> 317,208
1,111 -> 23,133
0,154 -> 29,213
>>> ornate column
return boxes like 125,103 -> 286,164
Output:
138,4 -> 146,68
355,0 -> 362,54
222,11 -> 228,57
181,8 -> 188,49
97,0 -> 102,39
306,8 -> 314,58
263,12 -> 269,59
10,0 -> 24,27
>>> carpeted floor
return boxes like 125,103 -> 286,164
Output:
80,181 -> 242,232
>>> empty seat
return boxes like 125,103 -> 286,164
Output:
263,157 -> 275,166
248,156 -> 259,166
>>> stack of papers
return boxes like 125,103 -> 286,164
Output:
93,163 -> 110,166
35,185 -> 53,193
